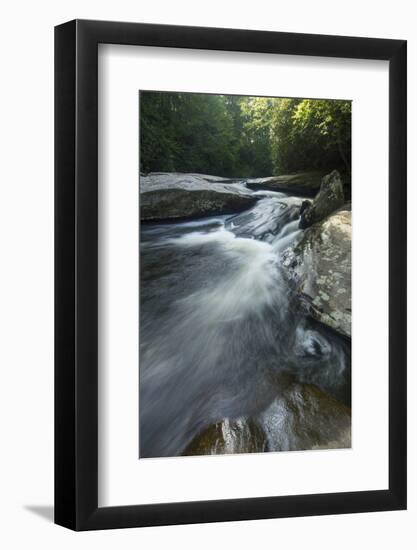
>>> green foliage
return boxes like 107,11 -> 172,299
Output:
140,92 -> 240,176
140,91 -> 351,179
256,97 -> 351,175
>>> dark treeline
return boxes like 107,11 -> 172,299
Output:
140,91 -> 351,179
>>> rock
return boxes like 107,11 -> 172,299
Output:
246,171 -> 325,197
183,384 -> 351,456
299,170 -> 344,229
287,320 -> 350,405
300,199 -> 312,217
283,207 -> 351,338
183,417 -> 267,456
178,173 -> 244,184
258,383 -> 351,451
293,325 -> 332,358
145,172 -> 243,184
140,172 -> 257,221
225,196 -> 302,242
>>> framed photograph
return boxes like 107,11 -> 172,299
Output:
55,20 -> 407,530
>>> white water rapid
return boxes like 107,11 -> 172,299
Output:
139,185 -> 350,457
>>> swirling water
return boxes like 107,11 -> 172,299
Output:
139,188 -> 350,458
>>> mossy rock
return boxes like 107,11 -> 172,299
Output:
299,170 -> 344,228
283,207 -> 351,338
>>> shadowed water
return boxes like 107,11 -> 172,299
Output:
139,189 -> 350,458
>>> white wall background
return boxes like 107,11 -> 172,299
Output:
0,0 -> 415,547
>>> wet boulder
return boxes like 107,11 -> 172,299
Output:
183,384 -> 351,456
283,207 -> 351,338
140,173 -> 257,221
299,170 -> 344,229
183,417 -> 267,456
300,199 -> 312,216
258,383 -> 351,451
226,196 -> 302,242
246,171 -> 325,197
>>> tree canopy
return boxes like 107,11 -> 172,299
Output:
140,91 -> 351,179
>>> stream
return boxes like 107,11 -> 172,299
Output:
139,185 -> 351,458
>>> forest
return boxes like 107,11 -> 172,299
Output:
140,91 -> 351,179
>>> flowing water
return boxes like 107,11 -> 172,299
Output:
139,186 -> 350,458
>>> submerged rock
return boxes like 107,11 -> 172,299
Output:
293,324 -> 332,358
225,196 -> 303,242
140,173 -> 257,221
284,318 -> 351,406
299,170 -> 344,229
183,417 -> 267,456
283,207 -> 351,338
258,383 -> 351,451
246,171 -> 325,197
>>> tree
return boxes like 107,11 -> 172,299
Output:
140,91 -> 351,181
269,98 -> 351,175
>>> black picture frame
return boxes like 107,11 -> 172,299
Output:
55,19 -> 407,531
